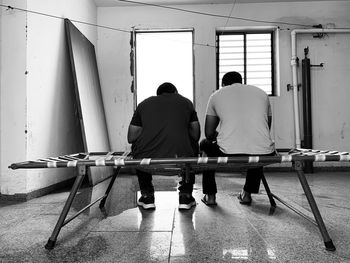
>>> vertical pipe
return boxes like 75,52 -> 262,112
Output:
291,31 -> 302,148
132,27 -> 137,110
301,48 -> 313,173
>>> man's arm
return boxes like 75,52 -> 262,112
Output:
189,121 -> 201,142
205,115 -> 220,141
127,124 -> 142,144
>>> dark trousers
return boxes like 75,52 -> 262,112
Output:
200,139 -> 275,195
136,169 -> 195,196
135,139 -> 199,197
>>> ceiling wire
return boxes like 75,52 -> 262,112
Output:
0,4 -> 130,33
1,1 -> 317,35
1,4 -> 216,48
116,0 -> 315,28
4,2 -> 347,50
223,0 -> 238,29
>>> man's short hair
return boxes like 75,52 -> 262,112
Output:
157,82 -> 178,95
222,71 -> 242,86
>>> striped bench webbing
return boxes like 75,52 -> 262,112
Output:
8,148 -> 350,170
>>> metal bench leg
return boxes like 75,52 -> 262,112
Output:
261,174 -> 276,207
99,167 -> 121,208
294,161 -> 336,251
45,165 -> 86,250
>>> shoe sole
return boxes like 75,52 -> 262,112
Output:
237,194 -> 252,205
178,201 -> 196,210
137,201 -> 156,210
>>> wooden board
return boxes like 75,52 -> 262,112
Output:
65,19 -> 113,185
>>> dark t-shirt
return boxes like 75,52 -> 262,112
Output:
130,93 -> 198,158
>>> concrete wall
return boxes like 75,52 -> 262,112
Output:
0,0 -> 28,195
97,1 -> 350,156
0,0 -> 97,196
1,0 -> 350,196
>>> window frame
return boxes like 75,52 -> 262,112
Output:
216,26 -> 279,96
133,28 -> 195,106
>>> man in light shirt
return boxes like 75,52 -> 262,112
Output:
200,71 -> 275,206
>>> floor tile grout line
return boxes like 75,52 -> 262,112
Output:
230,192 -> 283,263
167,208 -> 177,263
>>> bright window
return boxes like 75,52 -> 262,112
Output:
135,30 -> 194,104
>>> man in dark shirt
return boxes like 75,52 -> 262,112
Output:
127,82 -> 200,210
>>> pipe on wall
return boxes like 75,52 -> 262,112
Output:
290,28 -> 350,148
301,49 -> 312,150
301,49 -> 314,173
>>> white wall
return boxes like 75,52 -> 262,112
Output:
1,0 -> 350,196
0,0 -> 98,195
0,0 -> 28,194
297,33 -> 350,151
97,1 -> 350,155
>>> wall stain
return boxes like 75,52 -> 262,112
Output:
341,122 -> 346,139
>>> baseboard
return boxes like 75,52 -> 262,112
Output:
0,177 -> 76,202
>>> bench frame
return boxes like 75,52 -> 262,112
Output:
10,149 -> 346,251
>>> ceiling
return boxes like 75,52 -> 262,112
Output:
94,0 -> 339,7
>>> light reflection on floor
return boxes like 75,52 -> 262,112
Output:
222,248 -> 277,260
1,172 -> 350,262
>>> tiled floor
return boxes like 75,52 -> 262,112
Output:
1,171 -> 350,263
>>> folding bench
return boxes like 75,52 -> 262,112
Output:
10,148 -> 350,251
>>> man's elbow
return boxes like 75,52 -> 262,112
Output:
127,125 -> 141,144
192,132 -> 200,142
127,135 -> 133,144
128,132 -> 139,144
268,116 -> 272,130
189,122 -> 201,142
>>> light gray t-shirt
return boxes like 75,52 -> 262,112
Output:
206,83 -> 275,154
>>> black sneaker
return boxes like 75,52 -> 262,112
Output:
179,195 -> 196,210
137,195 -> 156,210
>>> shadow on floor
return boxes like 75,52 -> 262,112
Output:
1,172 -> 350,262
